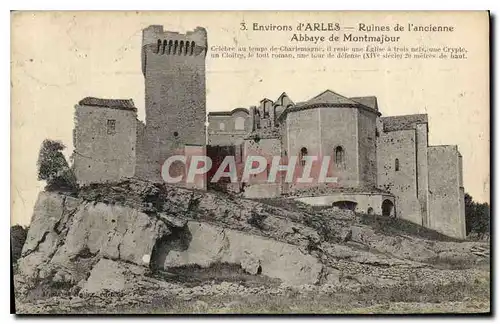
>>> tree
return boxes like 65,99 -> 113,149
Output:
11,225 -> 28,264
36,139 -> 77,191
465,193 -> 490,239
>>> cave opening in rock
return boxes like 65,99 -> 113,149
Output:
149,226 -> 192,272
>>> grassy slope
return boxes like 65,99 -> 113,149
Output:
69,269 -> 489,314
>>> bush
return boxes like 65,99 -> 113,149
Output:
465,193 -> 490,239
37,139 -> 77,192
247,212 -> 267,230
11,225 -> 28,263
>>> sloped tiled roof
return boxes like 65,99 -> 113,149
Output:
304,90 -> 361,106
278,89 -> 381,120
78,97 -> 137,112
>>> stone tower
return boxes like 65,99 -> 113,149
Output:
138,25 -> 207,180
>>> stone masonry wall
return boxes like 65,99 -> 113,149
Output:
243,136 -> 282,198
416,123 -> 430,227
428,146 -> 466,239
377,128 -> 421,224
319,107 -> 359,188
141,26 -> 207,181
73,105 -> 136,184
357,108 -> 378,188
207,110 -> 250,146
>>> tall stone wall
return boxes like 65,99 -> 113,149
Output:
428,146 -> 466,239
134,119 -> 156,180
319,107 -> 359,188
207,109 -> 250,146
286,109 -> 321,160
415,123 -> 430,226
73,105 -> 137,184
377,128 -> 421,224
357,108 -> 378,188
242,136 -> 282,198
141,25 -> 207,181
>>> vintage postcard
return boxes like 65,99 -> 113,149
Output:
11,11 -> 490,314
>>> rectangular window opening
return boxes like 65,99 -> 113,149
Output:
107,119 -> 116,135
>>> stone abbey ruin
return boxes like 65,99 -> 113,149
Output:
72,25 -> 465,239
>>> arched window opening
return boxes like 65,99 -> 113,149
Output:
184,41 -> 189,55
190,41 -> 195,55
334,146 -> 345,169
168,40 -> 173,55
179,41 -> 184,55
219,122 -> 225,131
263,106 -> 270,118
162,40 -> 168,54
156,39 -> 162,53
173,40 -> 178,55
235,117 -> 245,130
299,147 -> 308,166
395,158 -> 400,171
367,207 -> 374,215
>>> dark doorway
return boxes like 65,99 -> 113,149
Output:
382,199 -> 395,217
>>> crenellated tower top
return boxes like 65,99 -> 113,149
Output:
141,25 -> 207,74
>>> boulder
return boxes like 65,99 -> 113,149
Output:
82,259 -> 131,294
18,191 -> 171,284
241,256 -> 261,275
157,221 -> 324,286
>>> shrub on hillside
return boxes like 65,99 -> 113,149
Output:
36,139 -> 77,192
11,225 -> 28,263
465,193 -> 490,240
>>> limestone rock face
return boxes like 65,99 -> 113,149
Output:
18,191 -> 170,284
82,258 -> 146,294
156,221 -> 324,286
14,183 -> 489,301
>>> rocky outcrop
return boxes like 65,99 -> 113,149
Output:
15,180 -> 490,304
155,221 -> 324,285
18,191 -> 171,285
11,225 -> 28,263
15,187 -> 332,291
82,258 -> 146,294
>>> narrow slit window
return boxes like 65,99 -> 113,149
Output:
107,119 -> 116,135
190,41 -> 195,55
395,158 -> 400,171
156,39 -> 161,53
334,146 -> 345,169
179,41 -> 184,55
162,40 -> 168,54
299,147 -> 308,166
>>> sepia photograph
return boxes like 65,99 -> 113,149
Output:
10,10 -> 490,315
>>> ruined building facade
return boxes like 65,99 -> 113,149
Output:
72,25 -> 466,239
